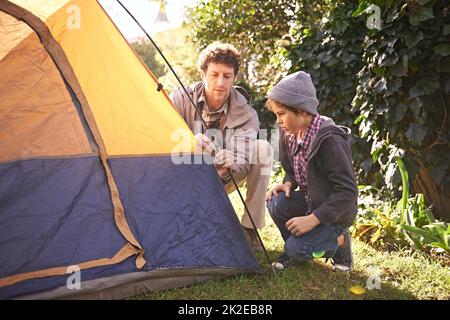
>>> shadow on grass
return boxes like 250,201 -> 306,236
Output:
250,250 -> 418,300
132,249 -> 418,300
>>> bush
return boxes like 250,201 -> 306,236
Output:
353,158 -> 450,258
352,0 -> 450,220
280,1 -> 375,184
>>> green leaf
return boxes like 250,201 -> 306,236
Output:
430,242 -> 449,253
430,165 -> 448,185
444,25 -> 450,36
409,7 -> 434,26
361,159 -> 373,173
405,123 -> 427,144
434,43 -> 450,56
407,207 -> 416,227
373,78 -> 387,93
385,161 -> 398,189
409,84 -> 425,98
386,78 -> 402,96
354,114 -> 365,125
431,224 -> 447,239
390,55 -> 408,77
421,80 -> 440,94
372,144 -> 384,162
358,184 -> 380,192
317,51 -> 331,63
408,98 -> 422,116
402,224 -> 439,242
410,80 -> 439,98
373,66 -> 385,77
312,251 -> 325,258
424,209 -> 436,224
370,228 -> 382,243
407,232 -> 425,250
405,31 -> 423,49
379,51 -> 399,67
442,57 -> 450,72
389,125 -> 398,139
360,118 -> 372,138
394,103 -> 408,122
352,2 -> 369,17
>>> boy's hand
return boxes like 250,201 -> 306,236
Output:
266,182 -> 292,201
286,214 -> 320,236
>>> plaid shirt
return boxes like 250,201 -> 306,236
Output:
198,92 -> 229,130
287,114 -> 324,197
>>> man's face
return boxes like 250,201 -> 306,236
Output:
201,62 -> 235,110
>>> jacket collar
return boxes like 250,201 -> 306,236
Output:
190,82 -> 253,130
281,115 -> 351,160
308,117 -> 351,160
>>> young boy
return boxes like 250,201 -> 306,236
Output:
265,71 -> 358,272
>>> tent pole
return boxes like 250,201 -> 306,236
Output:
116,0 -> 207,130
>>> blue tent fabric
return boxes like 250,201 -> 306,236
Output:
0,156 -> 261,299
0,255 -> 137,300
108,156 -> 260,271
0,157 -> 135,299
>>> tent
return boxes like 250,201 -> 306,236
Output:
0,0 -> 261,299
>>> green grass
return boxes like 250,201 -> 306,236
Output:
132,190 -> 450,300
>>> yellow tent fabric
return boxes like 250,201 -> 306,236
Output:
0,11 -> 93,163
6,0 -> 196,157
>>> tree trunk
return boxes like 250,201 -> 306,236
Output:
413,166 -> 450,222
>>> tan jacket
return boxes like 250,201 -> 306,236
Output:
171,82 -> 259,177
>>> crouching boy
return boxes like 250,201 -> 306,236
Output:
266,71 -> 358,272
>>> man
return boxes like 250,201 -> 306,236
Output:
170,42 -> 273,252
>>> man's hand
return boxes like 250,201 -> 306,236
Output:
286,214 -> 320,237
214,149 -> 237,179
266,182 -> 293,201
195,133 -> 216,157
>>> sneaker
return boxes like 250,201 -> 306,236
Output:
271,253 -> 296,271
241,225 -> 264,252
331,230 -> 353,272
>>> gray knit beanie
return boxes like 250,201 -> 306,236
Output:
267,71 -> 319,115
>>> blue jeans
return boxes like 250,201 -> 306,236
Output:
267,191 -> 346,262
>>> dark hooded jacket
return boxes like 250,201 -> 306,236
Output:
280,116 -> 358,228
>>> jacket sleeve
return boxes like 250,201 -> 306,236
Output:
169,88 -> 187,120
279,130 -> 298,189
227,110 -> 259,177
283,172 -> 298,189
313,137 -> 358,226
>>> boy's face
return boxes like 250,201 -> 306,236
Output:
270,102 -> 309,135
201,62 -> 235,110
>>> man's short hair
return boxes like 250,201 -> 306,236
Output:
198,42 -> 241,75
